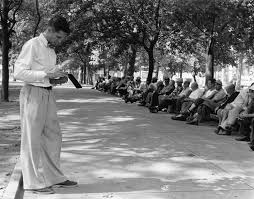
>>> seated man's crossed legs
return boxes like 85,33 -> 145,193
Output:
217,106 -> 242,135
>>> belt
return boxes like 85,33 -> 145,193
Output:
40,86 -> 52,90
27,84 -> 52,90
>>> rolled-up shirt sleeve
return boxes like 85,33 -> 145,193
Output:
14,40 -> 47,82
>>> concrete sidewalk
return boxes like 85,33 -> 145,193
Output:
23,87 -> 254,199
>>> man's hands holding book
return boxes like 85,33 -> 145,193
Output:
46,70 -> 68,86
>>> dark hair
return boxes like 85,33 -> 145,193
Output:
48,15 -> 70,34
152,77 -> 158,83
184,81 -> 190,86
208,78 -> 216,84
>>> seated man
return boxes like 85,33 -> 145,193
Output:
187,80 -> 226,125
125,79 -> 135,103
181,78 -> 217,119
138,77 -> 157,106
214,84 -> 239,134
235,92 -> 254,151
125,77 -> 142,103
110,77 -> 120,95
217,83 -> 254,135
146,80 -> 163,107
129,78 -> 148,103
158,78 -> 183,111
169,80 -> 192,113
157,80 -> 175,106
171,82 -> 204,121
103,75 -> 112,93
116,76 -> 128,97
148,81 -> 165,112
148,76 -> 175,112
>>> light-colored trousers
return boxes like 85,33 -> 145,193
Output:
20,85 -> 66,189
219,106 -> 243,129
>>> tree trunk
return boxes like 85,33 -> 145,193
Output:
103,64 -> 106,77
33,0 -> 41,37
192,75 -> 197,82
179,65 -> 183,78
236,54 -> 244,90
86,65 -> 90,84
205,37 -> 215,84
155,65 -> 159,79
83,65 -> 86,84
123,63 -> 128,77
127,44 -> 137,77
79,65 -> 84,83
1,0 -> 10,101
147,49 -> 154,84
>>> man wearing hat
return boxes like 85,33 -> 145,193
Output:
157,78 -> 184,111
214,84 -> 239,134
187,79 -> 226,125
148,76 -> 175,112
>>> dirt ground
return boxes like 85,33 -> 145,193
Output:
0,84 -> 21,198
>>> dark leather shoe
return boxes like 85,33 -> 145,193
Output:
186,119 -> 198,125
220,129 -> 231,136
235,136 -> 250,142
171,115 -> 186,121
248,143 -> 254,151
149,107 -> 158,113
214,127 -> 221,134
138,102 -> 145,106
54,180 -> 78,188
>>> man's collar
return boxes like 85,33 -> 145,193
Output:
39,33 -> 48,47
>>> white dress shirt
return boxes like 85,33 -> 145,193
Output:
203,88 -> 217,99
189,88 -> 204,99
14,33 -> 58,87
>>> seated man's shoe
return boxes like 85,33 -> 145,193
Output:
235,136 -> 250,142
149,107 -> 158,113
54,180 -> 78,188
161,108 -> 167,112
26,187 -> 55,194
248,143 -> 254,151
220,129 -> 231,136
214,127 -> 221,134
137,102 -> 145,106
171,114 -> 186,121
186,119 -> 198,125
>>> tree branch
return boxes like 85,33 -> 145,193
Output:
154,0 -> 161,29
33,0 -> 41,37
8,0 -> 23,35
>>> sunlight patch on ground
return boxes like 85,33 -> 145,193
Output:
85,126 -> 117,132
58,108 -> 78,116
57,97 -> 121,103
92,169 -> 141,179
136,124 -> 152,127
170,156 -> 208,163
0,114 -> 20,128
127,162 -> 182,175
99,116 -> 136,123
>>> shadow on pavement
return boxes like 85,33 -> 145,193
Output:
48,88 -> 254,195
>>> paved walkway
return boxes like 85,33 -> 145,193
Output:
23,87 -> 254,199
